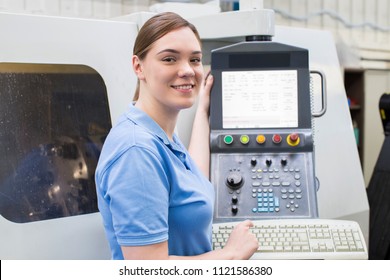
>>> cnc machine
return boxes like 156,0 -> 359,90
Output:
0,0 -> 369,259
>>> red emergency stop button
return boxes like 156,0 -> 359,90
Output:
287,133 -> 300,146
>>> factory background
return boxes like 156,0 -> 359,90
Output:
1,0 -> 388,185
1,0 -> 389,56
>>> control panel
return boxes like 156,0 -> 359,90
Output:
211,131 -> 317,220
210,41 -> 324,222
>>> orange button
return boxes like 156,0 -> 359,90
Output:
256,134 -> 266,144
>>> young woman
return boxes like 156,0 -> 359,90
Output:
95,12 -> 258,260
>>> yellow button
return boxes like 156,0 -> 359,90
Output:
240,135 -> 250,144
256,134 -> 266,144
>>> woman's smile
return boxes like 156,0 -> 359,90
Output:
171,83 -> 195,92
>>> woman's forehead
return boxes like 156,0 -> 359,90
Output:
150,27 -> 202,54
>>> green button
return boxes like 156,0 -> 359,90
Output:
240,135 -> 250,144
223,135 -> 234,145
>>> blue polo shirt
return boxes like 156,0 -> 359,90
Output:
95,103 -> 214,259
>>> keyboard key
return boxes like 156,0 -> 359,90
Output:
259,246 -> 275,252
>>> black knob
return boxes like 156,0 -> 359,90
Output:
226,172 -> 243,189
281,158 -> 288,166
250,157 -> 257,166
265,158 -> 272,166
232,195 -> 238,204
231,205 -> 238,214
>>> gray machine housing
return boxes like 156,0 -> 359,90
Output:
210,41 -> 319,222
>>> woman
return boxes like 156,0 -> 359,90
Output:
95,12 -> 258,260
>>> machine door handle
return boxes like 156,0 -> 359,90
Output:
310,70 -> 327,117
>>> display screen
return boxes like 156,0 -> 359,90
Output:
222,70 -> 298,129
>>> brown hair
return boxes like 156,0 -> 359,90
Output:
132,12 -> 201,101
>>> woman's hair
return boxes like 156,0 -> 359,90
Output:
132,12 -> 201,101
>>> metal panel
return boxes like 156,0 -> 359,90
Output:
0,12 -> 138,259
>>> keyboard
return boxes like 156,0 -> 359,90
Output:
212,219 -> 368,259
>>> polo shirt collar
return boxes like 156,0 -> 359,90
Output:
125,103 -> 181,149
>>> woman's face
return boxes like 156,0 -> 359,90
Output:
134,27 -> 204,112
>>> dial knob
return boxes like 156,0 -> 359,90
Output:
265,158 -> 272,166
232,195 -> 238,204
250,157 -> 257,166
281,157 -> 288,166
231,205 -> 238,214
226,172 -> 243,189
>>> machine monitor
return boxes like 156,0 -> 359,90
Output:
222,69 -> 298,129
210,41 -> 320,222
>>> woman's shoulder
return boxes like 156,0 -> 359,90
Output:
96,118 -> 165,179
106,117 -> 162,151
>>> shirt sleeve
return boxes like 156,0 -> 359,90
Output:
103,146 -> 170,246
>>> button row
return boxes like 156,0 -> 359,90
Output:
252,181 -> 301,187
252,168 -> 301,173
223,133 -> 300,146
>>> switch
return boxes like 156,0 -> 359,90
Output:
272,134 -> 282,144
287,133 -> 300,146
256,134 -> 266,144
240,135 -> 250,144
250,157 -> 257,166
223,135 -> 234,145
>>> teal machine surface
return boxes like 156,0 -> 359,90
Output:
210,41 -> 323,222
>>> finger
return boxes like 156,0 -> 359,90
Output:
242,220 -> 254,228
204,73 -> 213,88
204,69 -> 211,81
234,220 -> 253,230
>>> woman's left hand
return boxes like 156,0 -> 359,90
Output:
198,71 -> 213,114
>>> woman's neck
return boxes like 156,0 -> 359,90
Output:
135,97 -> 179,141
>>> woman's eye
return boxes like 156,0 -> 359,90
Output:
191,58 -> 202,63
162,57 -> 176,62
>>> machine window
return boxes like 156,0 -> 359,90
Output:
0,63 -> 111,223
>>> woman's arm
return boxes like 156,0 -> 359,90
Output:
188,73 -> 213,178
121,220 -> 259,260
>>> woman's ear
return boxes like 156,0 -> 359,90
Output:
132,55 -> 145,80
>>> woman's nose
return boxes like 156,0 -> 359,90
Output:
178,62 -> 195,77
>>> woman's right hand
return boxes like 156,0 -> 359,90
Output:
222,220 -> 259,260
